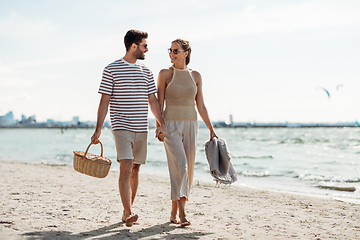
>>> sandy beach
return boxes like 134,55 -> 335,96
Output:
1,161 -> 360,239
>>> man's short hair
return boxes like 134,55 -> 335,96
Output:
124,30 -> 148,52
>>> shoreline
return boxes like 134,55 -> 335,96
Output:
1,160 -> 360,239
2,153 -> 360,206
4,158 -> 360,205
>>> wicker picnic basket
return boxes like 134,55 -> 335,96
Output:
73,141 -> 112,178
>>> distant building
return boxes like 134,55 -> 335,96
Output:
20,115 -> 36,125
213,121 -> 228,127
0,111 -> 17,127
226,114 -> 233,126
46,119 -> 55,124
70,116 -> 80,127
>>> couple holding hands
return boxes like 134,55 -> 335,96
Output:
91,29 -> 217,227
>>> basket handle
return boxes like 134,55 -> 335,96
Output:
84,141 -> 103,157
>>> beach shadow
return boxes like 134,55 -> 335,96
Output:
22,221 -> 212,239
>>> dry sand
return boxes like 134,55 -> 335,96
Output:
1,160 -> 360,240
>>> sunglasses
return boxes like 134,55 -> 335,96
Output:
168,48 -> 185,55
137,43 -> 148,49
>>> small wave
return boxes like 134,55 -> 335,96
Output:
283,171 -> 299,178
316,185 -> 357,192
240,170 -> 297,178
240,170 -> 270,177
232,155 -> 275,159
345,179 -> 360,183
247,138 -> 273,142
279,138 -> 304,144
299,174 -> 360,183
309,139 -> 330,143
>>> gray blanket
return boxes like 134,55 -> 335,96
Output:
205,138 -> 237,184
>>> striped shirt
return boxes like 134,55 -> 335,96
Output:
98,58 -> 157,132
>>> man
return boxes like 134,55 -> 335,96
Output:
91,29 -> 165,227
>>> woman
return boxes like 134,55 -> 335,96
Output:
156,39 -> 218,226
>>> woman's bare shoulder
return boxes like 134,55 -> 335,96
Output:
158,67 -> 174,85
159,67 -> 173,76
189,69 -> 202,82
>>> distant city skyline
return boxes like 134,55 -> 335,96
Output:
1,110 -> 358,129
1,1 -> 360,123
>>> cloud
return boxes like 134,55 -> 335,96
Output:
0,62 -> 35,87
0,12 -> 56,39
144,0 -> 360,42
0,78 -> 34,87
240,1 -> 360,32
0,92 -> 32,102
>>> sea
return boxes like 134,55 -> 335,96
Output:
1,127 -> 359,203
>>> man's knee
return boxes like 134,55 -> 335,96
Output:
132,163 -> 140,173
120,159 -> 133,174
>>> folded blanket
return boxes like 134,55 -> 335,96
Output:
205,138 -> 237,184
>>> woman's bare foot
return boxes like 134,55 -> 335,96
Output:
180,217 -> 191,227
177,197 -> 190,227
180,221 -> 191,227
170,218 -> 180,224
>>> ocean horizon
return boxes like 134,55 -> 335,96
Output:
1,111 -> 359,128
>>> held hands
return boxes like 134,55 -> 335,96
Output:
155,126 -> 165,142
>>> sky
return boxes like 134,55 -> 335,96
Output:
0,0 -> 359,123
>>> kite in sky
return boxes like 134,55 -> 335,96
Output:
317,87 -> 330,99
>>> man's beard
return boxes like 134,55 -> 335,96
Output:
135,48 -> 145,60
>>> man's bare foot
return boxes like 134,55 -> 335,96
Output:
122,213 -> 140,225
125,214 -> 139,227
